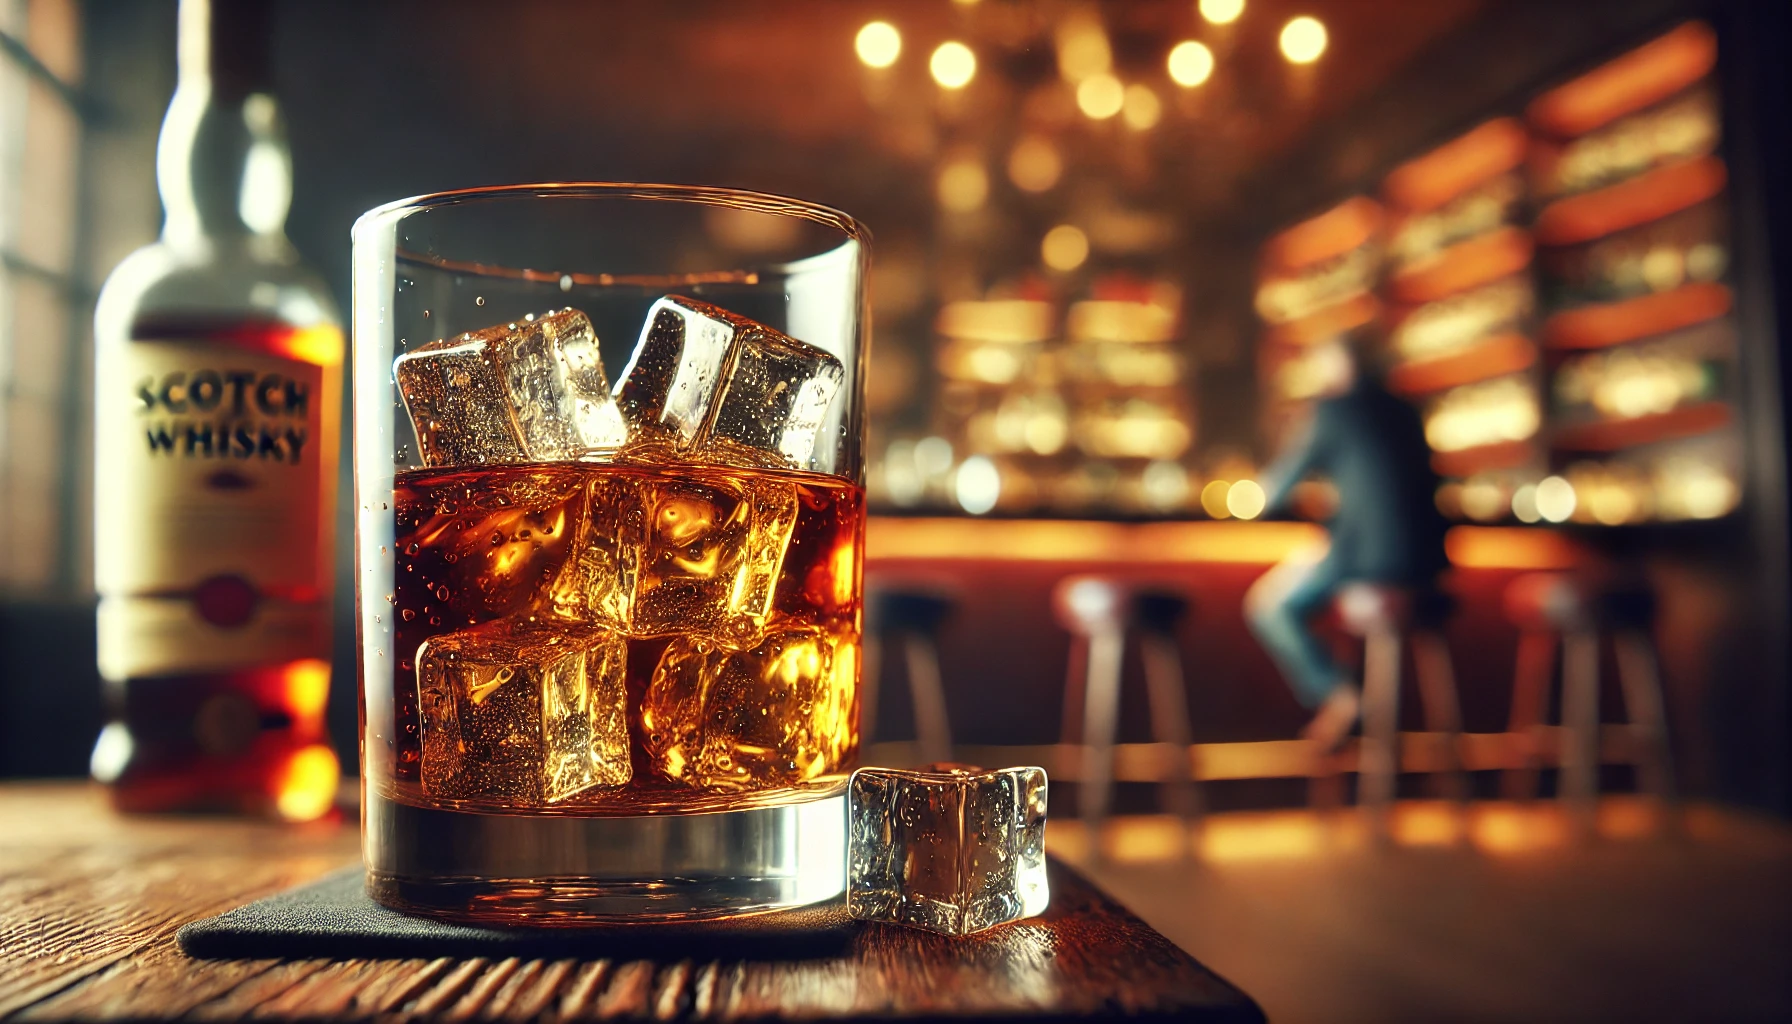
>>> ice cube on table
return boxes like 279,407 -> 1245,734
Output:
631,468 -> 798,647
395,308 -> 627,468
847,764 -> 1049,935
642,626 -> 859,791
416,617 -> 630,804
612,296 -> 845,471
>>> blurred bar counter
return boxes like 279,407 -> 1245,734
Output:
868,517 -> 1580,569
862,517 -> 1691,803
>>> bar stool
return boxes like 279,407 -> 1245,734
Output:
864,585 -> 957,765
1333,583 -> 1467,836
1501,573 -> 1675,834
1053,577 -> 1201,843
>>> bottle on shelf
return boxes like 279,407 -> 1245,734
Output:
89,0 -> 341,819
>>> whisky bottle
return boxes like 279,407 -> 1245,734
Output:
90,0 -> 341,820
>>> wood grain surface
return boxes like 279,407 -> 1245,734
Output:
0,782 -> 1262,1022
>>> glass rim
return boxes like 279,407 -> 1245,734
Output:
351,181 -> 871,245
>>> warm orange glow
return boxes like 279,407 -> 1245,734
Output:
1526,22 -> 1717,137
1167,40 -> 1215,87
1075,73 -> 1125,119
1262,196 -> 1381,274
1008,135 -> 1063,192
867,516 -> 1325,564
1387,226 -> 1534,304
283,658 -> 331,719
1199,0 -> 1245,26
274,744 -> 340,822
930,41 -> 976,88
1279,16 -> 1327,64
1534,156 -> 1726,247
1543,282 -> 1731,351
274,324 -> 344,366
854,21 -> 901,68
1383,118 -> 1527,213
1041,224 -> 1090,271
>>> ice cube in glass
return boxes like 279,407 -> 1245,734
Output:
395,308 -> 626,467
416,617 -> 630,804
613,295 -> 844,470
641,626 -> 859,791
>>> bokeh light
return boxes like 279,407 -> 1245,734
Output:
1227,479 -> 1267,519
1200,0 -> 1246,26
936,158 -> 989,212
855,21 -> 901,68
1076,73 -> 1125,119
931,41 -> 977,88
1535,475 -> 1577,523
1008,135 -> 1063,192
274,744 -> 339,822
1201,479 -> 1233,518
1280,16 -> 1328,64
1167,40 -> 1215,87
1122,84 -> 1163,129
1511,482 -> 1541,523
955,456 -> 1001,514
1042,224 -> 1090,271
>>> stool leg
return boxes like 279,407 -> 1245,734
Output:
1502,630 -> 1557,800
1613,629 -> 1678,826
903,633 -> 954,766
1359,627 -> 1403,841
1080,626 -> 1126,850
1560,629 -> 1601,838
1412,630 -> 1468,806
1140,630 -> 1202,830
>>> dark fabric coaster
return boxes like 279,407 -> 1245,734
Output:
177,866 -> 857,961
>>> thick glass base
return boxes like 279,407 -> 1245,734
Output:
364,784 -> 847,925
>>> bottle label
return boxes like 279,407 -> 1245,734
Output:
94,336 -> 337,679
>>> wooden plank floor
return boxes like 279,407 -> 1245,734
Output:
1048,799 -> 1792,1024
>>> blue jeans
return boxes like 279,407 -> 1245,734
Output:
1246,554 -> 1348,710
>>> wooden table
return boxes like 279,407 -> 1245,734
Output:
0,783 -> 1263,1022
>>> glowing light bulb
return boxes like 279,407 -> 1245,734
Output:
1200,0 -> 1245,25
1076,73 -> 1125,119
1167,40 -> 1215,87
931,41 -> 977,88
1280,16 -> 1327,64
1042,224 -> 1090,272
855,21 -> 902,68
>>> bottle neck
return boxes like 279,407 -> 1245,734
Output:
158,0 -> 291,248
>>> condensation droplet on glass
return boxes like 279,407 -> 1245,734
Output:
523,312 -> 535,322
422,309 -> 430,318
559,275 -> 573,292
475,296 -> 486,306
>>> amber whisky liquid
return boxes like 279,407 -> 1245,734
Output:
376,459 -> 863,814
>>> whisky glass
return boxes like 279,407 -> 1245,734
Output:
352,185 -> 868,923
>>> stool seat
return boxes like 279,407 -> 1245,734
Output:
1322,580 -> 1466,838
1051,576 -> 1201,848
1500,572 -> 1675,834
1335,583 -> 1456,634
1504,573 -> 1656,632
869,589 -> 956,634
